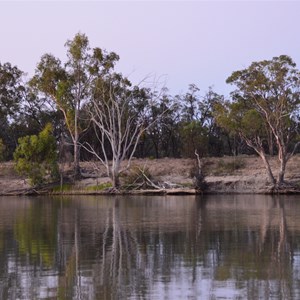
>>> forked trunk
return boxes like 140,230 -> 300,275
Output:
111,161 -> 121,189
258,151 -> 276,186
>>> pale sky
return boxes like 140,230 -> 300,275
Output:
1,1 -> 300,96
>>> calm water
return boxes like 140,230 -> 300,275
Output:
0,194 -> 300,299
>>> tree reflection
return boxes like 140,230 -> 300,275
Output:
0,195 -> 299,299
205,195 -> 295,299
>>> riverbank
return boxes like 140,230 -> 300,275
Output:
1,155 -> 300,195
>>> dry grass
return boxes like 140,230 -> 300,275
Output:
2,154 -> 300,193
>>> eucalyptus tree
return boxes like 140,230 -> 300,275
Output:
215,100 -> 276,184
30,33 -> 119,178
84,73 -> 166,189
0,62 -> 24,115
225,55 -> 300,188
0,62 -> 26,158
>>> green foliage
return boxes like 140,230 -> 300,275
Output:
85,182 -> 112,191
14,203 -> 58,267
180,121 -> 209,158
0,62 -> 24,119
52,183 -> 73,192
14,123 -> 59,186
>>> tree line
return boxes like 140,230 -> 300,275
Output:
1,33 -> 300,190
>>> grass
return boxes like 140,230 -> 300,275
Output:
212,158 -> 245,175
52,183 -> 73,192
85,182 -> 112,191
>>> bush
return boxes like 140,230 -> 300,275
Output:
14,123 -> 59,186
122,166 -> 153,189
190,163 -> 207,191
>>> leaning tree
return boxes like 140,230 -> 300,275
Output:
224,55 -> 300,189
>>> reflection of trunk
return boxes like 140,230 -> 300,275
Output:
75,210 -> 82,299
278,199 -> 290,257
259,202 -> 272,253
277,199 -> 292,299
98,198 -> 145,295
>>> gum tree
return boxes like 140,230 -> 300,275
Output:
0,62 -> 25,157
30,33 -> 119,178
84,74 -> 166,189
225,55 -> 300,189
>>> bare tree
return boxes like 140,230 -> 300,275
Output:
83,74 -> 166,189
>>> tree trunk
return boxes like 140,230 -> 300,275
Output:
278,157 -> 287,187
258,151 -> 276,186
111,161 -> 121,189
267,129 -> 274,156
73,141 -> 81,179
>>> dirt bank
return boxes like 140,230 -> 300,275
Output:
1,155 -> 300,195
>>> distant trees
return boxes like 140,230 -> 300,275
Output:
0,62 -> 25,157
178,85 -> 225,158
0,139 -> 5,161
2,32 -> 300,191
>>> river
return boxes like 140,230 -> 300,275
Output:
0,194 -> 299,299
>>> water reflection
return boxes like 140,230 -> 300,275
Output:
0,195 -> 299,299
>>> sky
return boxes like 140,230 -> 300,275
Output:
1,1 -> 300,97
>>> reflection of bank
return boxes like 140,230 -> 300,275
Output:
201,195 -> 295,299
0,195 -> 300,299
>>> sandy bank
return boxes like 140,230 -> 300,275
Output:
1,155 -> 300,195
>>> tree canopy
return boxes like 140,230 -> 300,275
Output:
1,33 -> 300,190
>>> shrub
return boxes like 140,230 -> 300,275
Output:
190,163 -> 207,191
122,165 -> 153,189
14,123 -> 59,186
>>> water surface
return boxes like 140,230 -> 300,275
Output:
0,194 -> 299,299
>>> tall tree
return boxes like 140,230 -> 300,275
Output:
30,33 -> 119,178
84,74 -> 166,189
215,100 -> 276,184
0,62 -> 25,157
225,55 -> 300,188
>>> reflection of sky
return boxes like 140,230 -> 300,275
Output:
149,251 -> 243,300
